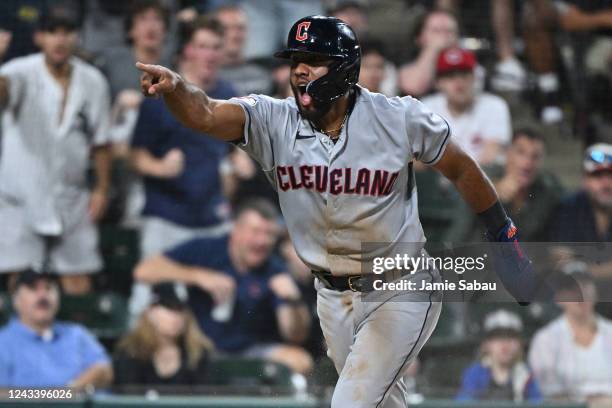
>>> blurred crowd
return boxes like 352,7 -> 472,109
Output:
0,0 -> 611,405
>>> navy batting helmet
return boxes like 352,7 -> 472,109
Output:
275,15 -> 361,104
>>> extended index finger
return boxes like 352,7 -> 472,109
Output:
135,62 -> 164,76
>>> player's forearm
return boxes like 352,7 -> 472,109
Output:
69,363 -> 113,391
434,142 -> 498,213
92,145 -> 112,193
163,78 -> 216,134
277,304 -> 311,343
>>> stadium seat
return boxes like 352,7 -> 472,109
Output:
57,292 -> 128,340
207,357 -> 294,389
98,225 -> 140,296
419,352 -> 474,398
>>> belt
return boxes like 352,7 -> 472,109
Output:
312,269 -> 412,292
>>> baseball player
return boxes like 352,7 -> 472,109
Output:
137,15 -> 541,408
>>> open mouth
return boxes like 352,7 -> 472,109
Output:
296,84 -> 312,107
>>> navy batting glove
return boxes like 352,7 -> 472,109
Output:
486,219 -> 551,305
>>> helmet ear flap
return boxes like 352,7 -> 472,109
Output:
306,57 -> 360,104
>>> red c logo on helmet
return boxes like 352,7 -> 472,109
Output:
295,21 -> 311,41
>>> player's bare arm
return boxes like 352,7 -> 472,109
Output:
435,139 -> 551,303
136,62 -> 245,141
432,140 -> 498,213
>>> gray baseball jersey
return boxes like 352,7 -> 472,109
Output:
232,86 -> 451,277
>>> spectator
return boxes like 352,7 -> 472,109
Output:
113,284 -> 213,389
0,1 -> 82,62
529,272 -> 612,404
0,12 -> 111,295
422,47 -> 512,166
134,199 -> 313,375
215,5 -> 273,96
457,309 -> 542,402
80,0 -> 178,59
398,9 -> 459,98
97,0 -> 171,101
550,143 -> 612,277
0,270 -> 112,389
128,16 -> 237,321
240,0 -> 323,60
463,128 -> 564,242
326,1 -> 369,36
358,38 -> 392,95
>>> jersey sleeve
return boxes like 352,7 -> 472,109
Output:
228,94 -> 283,171
404,96 -> 451,165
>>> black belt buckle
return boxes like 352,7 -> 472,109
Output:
347,275 -> 361,292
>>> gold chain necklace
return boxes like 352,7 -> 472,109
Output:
313,110 -> 350,138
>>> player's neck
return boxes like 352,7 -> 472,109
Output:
312,93 -> 352,138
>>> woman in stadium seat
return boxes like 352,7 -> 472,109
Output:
113,284 -> 213,389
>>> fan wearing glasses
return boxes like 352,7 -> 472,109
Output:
550,143 -> 612,277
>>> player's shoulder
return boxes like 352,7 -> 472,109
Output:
358,86 -> 420,115
231,93 -> 297,114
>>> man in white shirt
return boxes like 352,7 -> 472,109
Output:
422,47 -> 511,166
0,13 -> 112,294
529,272 -> 612,404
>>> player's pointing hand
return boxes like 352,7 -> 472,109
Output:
136,62 -> 180,97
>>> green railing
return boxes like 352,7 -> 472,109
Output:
0,396 -> 587,408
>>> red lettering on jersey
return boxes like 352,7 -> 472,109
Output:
315,165 -> 328,192
300,165 -> 313,189
276,166 -> 290,191
329,169 -> 343,195
355,168 -> 370,195
295,21 -> 311,41
370,170 -> 390,196
343,168 -> 356,194
381,172 -> 400,195
287,166 -> 303,189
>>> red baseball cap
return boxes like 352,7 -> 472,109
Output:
436,47 -> 476,76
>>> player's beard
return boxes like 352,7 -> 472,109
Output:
291,83 -> 333,122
